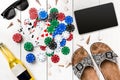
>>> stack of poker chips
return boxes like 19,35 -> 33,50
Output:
16,8 -> 75,63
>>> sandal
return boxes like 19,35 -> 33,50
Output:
72,47 -> 99,80
90,42 -> 120,80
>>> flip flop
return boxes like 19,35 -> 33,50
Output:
72,47 -> 99,80
90,42 -> 120,80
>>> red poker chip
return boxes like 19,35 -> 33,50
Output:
67,33 -> 73,41
29,8 -> 37,14
30,14 -> 38,20
13,33 -> 22,43
29,8 -> 38,20
57,12 -> 65,21
51,54 -> 60,63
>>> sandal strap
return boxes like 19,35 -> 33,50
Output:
73,55 -> 94,79
92,51 -> 118,67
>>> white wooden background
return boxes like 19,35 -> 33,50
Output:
0,0 -> 120,80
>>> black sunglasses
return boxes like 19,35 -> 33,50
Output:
1,0 -> 29,20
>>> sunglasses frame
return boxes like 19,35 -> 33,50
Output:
1,0 -> 29,19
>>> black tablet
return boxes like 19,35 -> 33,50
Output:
74,3 -> 118,34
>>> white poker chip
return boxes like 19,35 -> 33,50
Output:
62,31 -> 70,39
37,52 -> 47,62
54,43 -> 61,53
54,34 -> 63,43
46,47 -> 54,54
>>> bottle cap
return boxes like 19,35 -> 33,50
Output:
67,33 -> 73,41
24,42 -> 34,51
50,20 -> 59,27
65,16 -> 73,24
26,53 -> 36,63
50,8 -> 58,14
39,10 -> 48,20
37,53 -> 47,62
44,37 -> 52,46
51,54 -> 60,63
62,46 -> 70,55
13,33 -> 22,43
46,52 -> 54,57
48,41 -> 57,50
57,12 -> 65,21
66,24 -> 75,32
60,39 -> 66,47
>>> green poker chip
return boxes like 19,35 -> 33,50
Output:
47,26 -> 55,34
62,46 -> 70,55
44,37 -> 52,46
24,42 -> 34,51
46,52 -> 54,57
50,20 -> 59,27
50,8 -> 58,14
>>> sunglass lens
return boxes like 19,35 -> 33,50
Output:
16,0 -> 29,11
1,8 -> 16,19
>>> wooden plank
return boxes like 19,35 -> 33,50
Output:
0,0 -> 21,80
20,0 -> 47,80
73,0 -> 106,80
47,0 -> 73,80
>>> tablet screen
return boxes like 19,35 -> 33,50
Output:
74,3 -> 118,34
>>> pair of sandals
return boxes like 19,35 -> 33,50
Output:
72,42 -> 120,80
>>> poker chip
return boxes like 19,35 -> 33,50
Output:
39,10 -> 48,20
48,41 -> 57,50
58,23 -> 66,32
67,33 -> 73,41
13,33 -> 22,43
66,24 -> 75,32
60,39 -> 66,47
47,26 -> 55,34
65,16 -> 73,24
26,53 -> 36,63
54,34 -> 62,43
24,42 -> 34,51
50,8 -> 58,14
48,13 -> 58,21
51,54 -> 60,63
57,12 -> 65,21
46,52 -> 54,57
62,31 -> 70,39
29,8 -> 38,20
46,47 -> 54,53
50,20 -> 59,27
62,46 -> 70,55
44,37 -> 52,46
37,53 -> 47,62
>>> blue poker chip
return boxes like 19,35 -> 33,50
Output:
52,30 -> 59,38
58,23 -> 66,31
54,23 -> 66,34
65,16 -> 73,24
39,10 -> 48,20
26,53 -> 36,63
60,39 -> 66,47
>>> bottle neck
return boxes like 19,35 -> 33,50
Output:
0,43 -> 16,63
